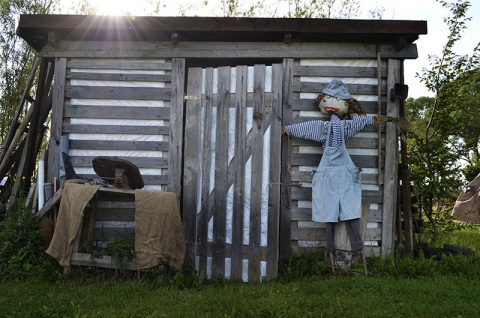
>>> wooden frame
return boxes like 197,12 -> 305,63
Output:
10,14 -> 427,280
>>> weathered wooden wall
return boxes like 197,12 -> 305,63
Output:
44,41 -> 403,279
49,58 -> 174,191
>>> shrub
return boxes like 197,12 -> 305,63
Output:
0,197 -> 61,282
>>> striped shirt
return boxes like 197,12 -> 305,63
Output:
284,114 -> 374,148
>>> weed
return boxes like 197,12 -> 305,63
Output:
105,235 -> 135,277
277,247 -> 331,281
368,242 -> 480,279
0,196 -> 61,282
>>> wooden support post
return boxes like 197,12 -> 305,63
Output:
266,63 -> 283,281
279,58 -> 293,261
47,58 -> 67,183
167,58 -> 185,195
0,105 -> 34,179
382,59 -> 400,257
331,201 -> 370,273
182,67 -> 202,267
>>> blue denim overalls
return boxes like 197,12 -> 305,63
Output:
312,120 -> 362,223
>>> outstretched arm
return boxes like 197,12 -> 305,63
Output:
284,120 -> 328,143
344,116 -> 374,140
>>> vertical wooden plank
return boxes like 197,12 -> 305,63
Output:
376,46 -> 384,185
266,64 -> 283,280
12,58 -> 51,196
182,67 -> 203,266
279,59 -> 293,260
248,64 -> 265,283
47,58 -> 67,183
198,68 -> 214,275
212,66 -> 230,278
231,66 -> 247,281
168,58 -> 185,195
87,199 -> 98,242
333,221 -> 349,251
382,59 -> 400,257
399,59 -> 414,255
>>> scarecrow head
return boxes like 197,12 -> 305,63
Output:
315,79 -> 365,117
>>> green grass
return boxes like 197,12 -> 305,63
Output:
2,210 -> 480,318
1,274 -> 480,317
433,225 -> 480,250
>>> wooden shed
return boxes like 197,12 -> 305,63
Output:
16,15 -> 427,282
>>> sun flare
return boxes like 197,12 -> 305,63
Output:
88,0 -> 143,16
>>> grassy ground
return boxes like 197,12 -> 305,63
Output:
1,273 -> 480,317
1,226 -> 479,318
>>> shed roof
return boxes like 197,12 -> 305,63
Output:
17,14 -> 427,52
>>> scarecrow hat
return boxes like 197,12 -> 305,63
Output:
322,79 -> 351,100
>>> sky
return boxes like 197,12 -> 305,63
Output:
361,0 -> 480,98
85,0 -> 480,98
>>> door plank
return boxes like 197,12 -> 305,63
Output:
231,65 -> 248,281
182,67 -> 203,266
248,65 -> 266,283
212,66 -> 231,278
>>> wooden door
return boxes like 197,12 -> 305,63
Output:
183,64 -> 283,282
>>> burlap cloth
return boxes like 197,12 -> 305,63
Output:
46,180 -> 185,271
134,190 -> 185,270
46,180 -> 100,267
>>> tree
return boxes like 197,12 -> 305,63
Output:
193,0 -> 363,18
406,96 -> 463,240
408,0 -> 480,241
439,69 -> 480,182
0,0 -> 58,146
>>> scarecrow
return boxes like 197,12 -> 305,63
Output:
284,79 -> 390,256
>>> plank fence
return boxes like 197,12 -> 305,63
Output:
183,64 -> 283,283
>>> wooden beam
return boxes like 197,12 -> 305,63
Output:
197,67 -> 214,276
63,105 -> 170,120
0,57 -> 41,164
382,59 -> 400,257
47,58 -> 67,183
266,63 -> 283,281
70,253 -> 136,271
212,66 -> 230,279
230,65 -> 247,281
279,58 -> 293,261
0,105 -> 34,180
248,64 -> 265,283
167,58 -> 185,195
35,188 -> 62,219
38,41 -> 420,60
182,67 -> 202,267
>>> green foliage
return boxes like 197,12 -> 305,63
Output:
105,235 -> 135,274
3,254 -> 480,317
0,0 -> 58,144
439,68 -> 480,182
408,0 -> 480,242
171,264 -> 207,289
370,243 -> 479,279
277,248 -> 332,281
77,235 -> 135,278
283,0 -> 361,18
434,225 -> 480,250
0,197 -> 61,282
406,95 -> 463,240
187,0 -> 362,18
431,213 -> 473,233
